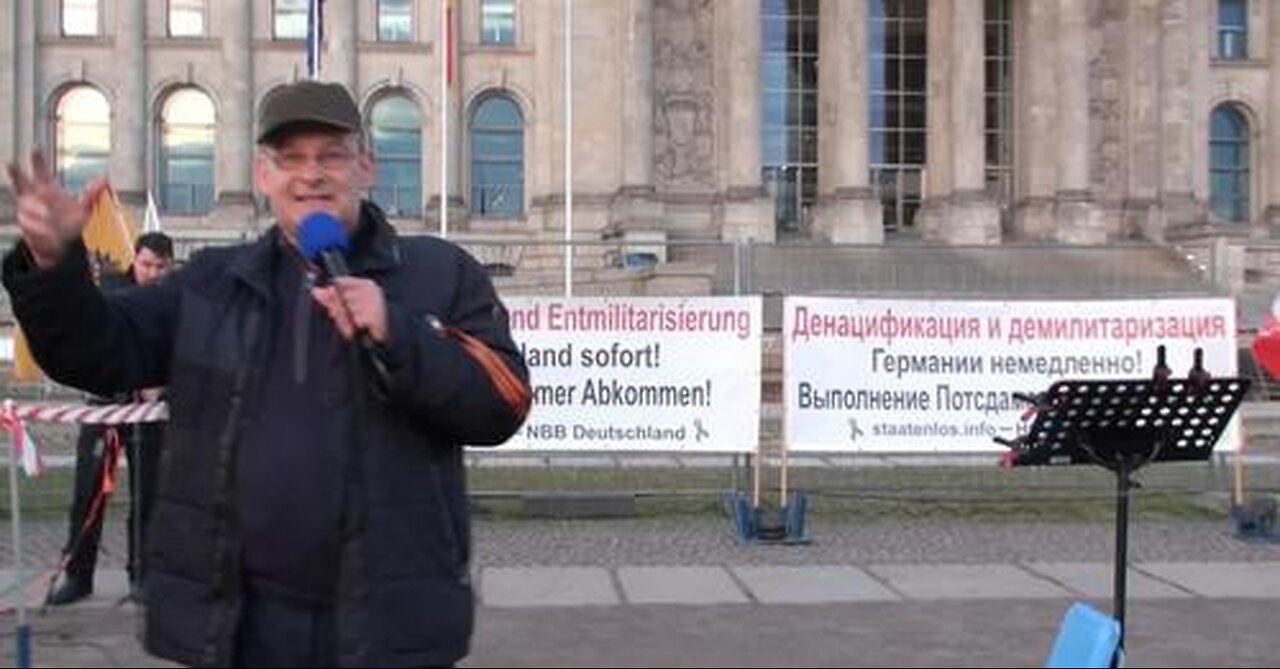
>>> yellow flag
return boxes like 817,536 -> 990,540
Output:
81,185 -> 138,279
9,186 -> 138,383
11,327 -> 42,383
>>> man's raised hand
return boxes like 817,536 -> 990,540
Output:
6,149 -> 107,268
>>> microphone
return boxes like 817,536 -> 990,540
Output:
297,211 -> 352,283
297,212 -> 390,390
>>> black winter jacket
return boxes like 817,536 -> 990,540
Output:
3,204 -> 530,667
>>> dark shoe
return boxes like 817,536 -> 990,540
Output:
45,576 -> 93,606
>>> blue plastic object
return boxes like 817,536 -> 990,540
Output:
1046,602 -> 1121,668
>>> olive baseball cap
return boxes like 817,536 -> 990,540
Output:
257,80 -> 361,145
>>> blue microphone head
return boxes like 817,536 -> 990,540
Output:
296,211 -> 350,262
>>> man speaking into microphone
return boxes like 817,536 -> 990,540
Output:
4,80 -> 531,668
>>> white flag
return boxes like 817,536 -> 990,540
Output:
16,421 -> 43,477
145,191 -> 163,233
2,401 -> 43,477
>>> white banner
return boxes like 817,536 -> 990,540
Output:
785,297 -> 1239,453
504,296 -> 761,452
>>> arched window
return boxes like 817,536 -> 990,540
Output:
1209,104 -> 1249,223
469,94 -> 524,217
159,88 -> 216,214
54,85 -> 111,193
369,93 -> 422,217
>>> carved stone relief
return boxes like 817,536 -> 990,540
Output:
1089,0 -> 1125,204
653,0 -> 715,190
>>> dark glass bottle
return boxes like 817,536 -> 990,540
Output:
1187,347 -> 1211,394
1152,344 -> 1172,392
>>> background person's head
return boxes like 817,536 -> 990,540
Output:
253,80 -> 374,243
132,232 -> 174,286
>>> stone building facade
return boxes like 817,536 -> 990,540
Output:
0,0 -> 1276,249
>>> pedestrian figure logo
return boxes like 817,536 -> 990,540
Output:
693,418 -> 709,442
848,417 -> 863,444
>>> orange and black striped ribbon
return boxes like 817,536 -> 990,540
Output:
444,325 -> 531,421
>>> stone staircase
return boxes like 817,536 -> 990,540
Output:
743,241 -> 1212,298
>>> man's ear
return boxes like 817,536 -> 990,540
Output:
252,151 -> 270,192
355,149 -> 376,190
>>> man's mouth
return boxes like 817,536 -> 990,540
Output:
296,195 -> 333,205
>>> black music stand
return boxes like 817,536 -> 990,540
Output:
1003,374 -> 1249,664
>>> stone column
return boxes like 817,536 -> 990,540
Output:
613,0 -> 661,228
948,0 -> 999,243
14,0 -> 36,163
326,0 -> 357,92
214,0 -> 255,223
325,0 -> 363,226
922,0 -> 999,244
949,0 -> 985,195
1158,0 -> 1199,234
1010,0 -> 1056,240
915,1 -> 951,239
526,0 -> 556,232
3,1 -> 22,211
1,0 -> 30,218
812,0 -> 881,243
1250,0 -> 1268,61
1,1 -> 15,171
1123,0 -> 1162,240
1266,0 -> 1280,232
113,0 -> 147,205
1053,0 -> 1103,243
720,0 -> 772,242
1188,0 -> 1212,212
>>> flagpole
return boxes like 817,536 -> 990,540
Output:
439,0 -> 450,238
306,0 -> 323,79
5,401 -> 30,668
563,0 -> 573,297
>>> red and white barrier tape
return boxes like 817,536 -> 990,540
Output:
5,400 -> 168,425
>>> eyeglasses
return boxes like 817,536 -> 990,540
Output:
264,148 -> 357,173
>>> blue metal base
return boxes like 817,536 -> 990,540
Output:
1230,497 -> 1278,541
728,491 -> 811,545
15,623 -> 31,668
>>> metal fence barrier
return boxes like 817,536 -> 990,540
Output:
2,233 -> 1276,546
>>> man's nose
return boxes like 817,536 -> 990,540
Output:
296,160 -> 328,181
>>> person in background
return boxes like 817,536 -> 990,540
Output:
5,80 -> 530,668
44,231 -> 174,606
